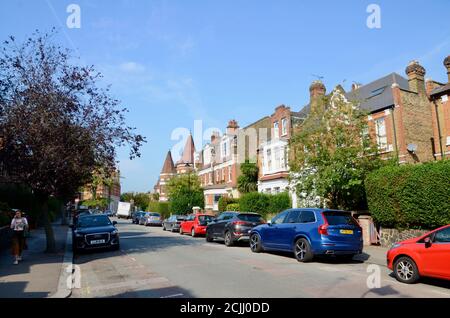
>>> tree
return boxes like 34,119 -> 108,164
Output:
237,160 -> 259,193
289,89 -> 384,211
120,192 -> 150,211
0,30 -> 145,252
167,174 -> 204,214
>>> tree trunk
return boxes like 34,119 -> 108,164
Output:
38,196 -> 57,253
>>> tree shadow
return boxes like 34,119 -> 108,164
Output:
104,285 -> 196,298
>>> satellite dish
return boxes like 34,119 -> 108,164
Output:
407,144 -> 417,153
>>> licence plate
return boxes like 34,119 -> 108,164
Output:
91,239 -> 105,244
340,230 -> 353,235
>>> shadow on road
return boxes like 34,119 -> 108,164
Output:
105,285 -> 196,298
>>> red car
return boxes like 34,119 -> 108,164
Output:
179,214 -> 215,237
387,224 -> 450,284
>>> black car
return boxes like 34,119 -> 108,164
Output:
162,215 -> 186,232
131,211 -> 146,224
206,212 -> 265,246
71,214 -> 120,253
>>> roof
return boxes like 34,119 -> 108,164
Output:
177,134 -> 196,165
430,83 -> 450,97
298,72 -> 410,116
160,151 -> 176,174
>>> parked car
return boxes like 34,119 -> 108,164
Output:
141,212 -> 163,226
206,212 -> 265,246
132,211 -> 146,224
180,214 -> 215,237
249,209 -> 363,262
163,215 -> 186,232
387,224 -> 450,284
71,214 -> 120,253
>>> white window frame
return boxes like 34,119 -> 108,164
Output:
281,118 -> 288,136
375,117 -> 388,150
273,122 -> 279,139
228,166 -> 232,182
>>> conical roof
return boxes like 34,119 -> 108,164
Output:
177,134 -> 195,165
160,151 -> 176,174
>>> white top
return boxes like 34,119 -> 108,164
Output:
10,217 -> 28,231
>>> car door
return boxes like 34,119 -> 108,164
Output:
272,210 -> 301,251
167,216 -> 174,230
213,213 -> 232,237
263,210 -> 289,249
419,226 -> 450,279
182,215 -> 193,232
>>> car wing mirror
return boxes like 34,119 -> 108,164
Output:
424,237 -> 432,248
267,220 -> 272,226
112,221 -> 118,226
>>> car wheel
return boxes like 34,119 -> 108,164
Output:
191,228 -> 196,237
206,231 -> 213,242
162,224 -> 166,231
179,227 -> 183,235
250,233 -> 263,253
224,231 -> 234,247
394,256 -> 420,284
294,238 -> 314,263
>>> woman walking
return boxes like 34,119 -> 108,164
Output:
10,210 -> 28,265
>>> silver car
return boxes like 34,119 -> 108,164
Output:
142,212 -> 163,227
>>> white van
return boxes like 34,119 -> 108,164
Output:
117,202 -> 132,219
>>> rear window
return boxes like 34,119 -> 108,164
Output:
238,214 -> 264,222
149,213 -> 160,217
323,211 -> 359,226
198,215 -> 214,222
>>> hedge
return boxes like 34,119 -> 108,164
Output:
226,203 -> 240,211
218,197 -> 239,212
147,201 -> 172,219
365,160 -> 450,229
239,192 -> 291,219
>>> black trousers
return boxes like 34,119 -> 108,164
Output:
12,230 -> 25,256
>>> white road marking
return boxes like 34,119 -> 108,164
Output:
160,293 -> 184,298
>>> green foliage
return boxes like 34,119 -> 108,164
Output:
218,197 -> 239,212
167,174 -> 204,214
80,198 -> 109,209
226,203 -> 240,211
120,192 -> 150,211
239,192 -> 291,218
0,202 -> 11,227
366,160 -> 450,229
147,201 -> 172,219
289,93 -> 385,210
0,184 -> 41,227
237,161 -> 259,193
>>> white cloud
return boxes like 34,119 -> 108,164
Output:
119,62 -> 146,73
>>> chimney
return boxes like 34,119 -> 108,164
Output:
226,119 -> 239,135
352,82 -> 362,91
309,80 -> 326,113
211,131 -> 220,144
444,55 -> 450,83
405,60 -> 426,95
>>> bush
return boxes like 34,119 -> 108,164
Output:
226,203 -> 240,211
218,197 -> 239,212
365,160 -> 450,229
239,192 -> 292,218
147,201 -> 172,219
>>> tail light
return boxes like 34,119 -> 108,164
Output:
319,212 -> 329,235
232,221 -> 247,226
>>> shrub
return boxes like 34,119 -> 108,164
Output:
218,197 -> 238,212
226,203 -> 240,211
147,201 -> 172,219
268,192 -> 291,215
365,160 -> 450,229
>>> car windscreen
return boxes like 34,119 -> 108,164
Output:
198,215 -> 214,223
237,214 -> 264,222
323,211 -> 359,226
149,213 -> 160,217
77,216 -> 112,228
176,216 -> 186,220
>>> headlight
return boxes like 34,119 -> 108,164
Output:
75,232 -> 83,238
111,230 -> 118,235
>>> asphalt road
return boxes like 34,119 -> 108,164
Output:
71,218 -> 450,298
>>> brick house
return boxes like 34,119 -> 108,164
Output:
257,105 -> 305,202
154,150 -> 176,202
427,55 -> 450,159
80,170 -> 121,213
196,120 -> 240,212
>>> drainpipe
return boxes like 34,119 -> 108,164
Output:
391,105 -> 399,162
433,99 -> 445,160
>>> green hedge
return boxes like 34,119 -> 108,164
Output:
365,160 -> 450,229
147,201 -> 172,219
239,192 -> 291,219
226,203 -> 240,211
218,197 -> 239,212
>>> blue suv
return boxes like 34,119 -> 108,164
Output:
249,209 -> 363,262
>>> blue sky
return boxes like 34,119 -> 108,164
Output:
1,0 -> 449,192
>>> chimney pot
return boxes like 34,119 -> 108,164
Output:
405,60 -> 426,94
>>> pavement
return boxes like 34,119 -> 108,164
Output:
0,222 -> 70,298
71,218 -> 450,298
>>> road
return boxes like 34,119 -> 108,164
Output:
71,218 -> 450,298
